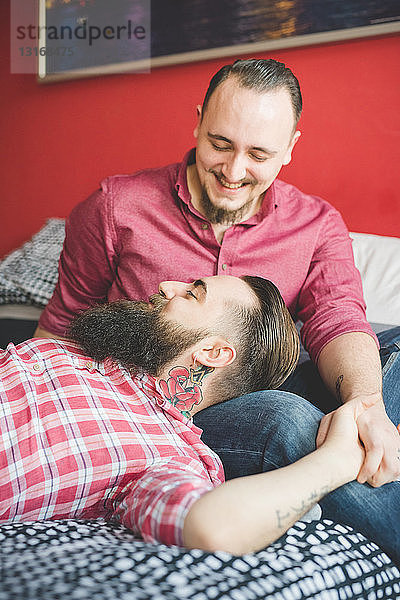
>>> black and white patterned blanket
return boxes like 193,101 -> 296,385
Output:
0,518 -> 398,600
0,219 -> 65,307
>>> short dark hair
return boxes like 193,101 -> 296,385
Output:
213,276 -> 299,402
202,58 -> 302,126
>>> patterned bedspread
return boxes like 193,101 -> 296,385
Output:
0,518 -> 399,600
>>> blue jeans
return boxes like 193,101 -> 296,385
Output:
194,327 -> 400,565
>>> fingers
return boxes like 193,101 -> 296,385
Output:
357,443 -> 384,485
381,449 -> 400,483
316,413 -> 333,448
354,403 -> 400,487
357,433 -> 400,487
358,451 -> 400,486
316,404 -> 400,486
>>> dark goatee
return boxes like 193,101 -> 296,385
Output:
199,174 -> 258,225
68,297 -> 209,376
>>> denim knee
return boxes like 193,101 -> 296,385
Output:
196,389 -> 322,438
247,389 -> 323,425
194,389 -> 324,479
378,327 -> 400,424
248,391 -> 323,470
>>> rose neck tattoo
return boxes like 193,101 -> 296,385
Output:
158,364 -> 215,417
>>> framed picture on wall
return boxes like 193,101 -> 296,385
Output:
35,0 -> 151,81
35,0 -> 400,83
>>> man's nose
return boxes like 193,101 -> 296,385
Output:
158,281 -> 187,299
221,153 -> 247,182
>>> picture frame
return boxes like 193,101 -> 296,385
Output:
36,0 -> 400,83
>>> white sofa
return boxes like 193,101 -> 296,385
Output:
350,232 -> 400,327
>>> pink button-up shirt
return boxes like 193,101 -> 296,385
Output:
39,149 -> 376,362
0,339 -> 224,547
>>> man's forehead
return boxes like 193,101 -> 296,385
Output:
203,275 -> 255,305
202,78 -> 296,146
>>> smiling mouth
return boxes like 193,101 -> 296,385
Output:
219,180 -> 245,189
213,172 -> 251,190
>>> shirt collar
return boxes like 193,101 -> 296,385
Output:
175,148 -> 196,206
175,147 -> 278,224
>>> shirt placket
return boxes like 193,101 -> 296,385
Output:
216,227 -> 239,275
181,207 -> 221,266
194,221 -> 236,275
178,190 -> 245,277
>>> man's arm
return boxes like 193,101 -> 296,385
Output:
316,332 -> 400,487
38,187 -> 117,337
183,397 -> 368,555
296,207 -> 399,487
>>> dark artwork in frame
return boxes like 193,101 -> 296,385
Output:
39,0 -> 400,82
151,0 -> 400,58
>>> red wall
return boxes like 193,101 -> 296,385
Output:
1,0 -> 399,259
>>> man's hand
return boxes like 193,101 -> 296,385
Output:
317,397 -> 369,484
356,397 -> 400,486
317,394 -> 400,486
316,332 -> 400,487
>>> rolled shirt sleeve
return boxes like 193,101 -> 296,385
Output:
297,208 -> 378,363
112,458 -> 217,547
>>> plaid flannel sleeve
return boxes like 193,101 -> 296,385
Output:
112,457 -> 217,547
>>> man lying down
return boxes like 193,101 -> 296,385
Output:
0,275 -> 390,556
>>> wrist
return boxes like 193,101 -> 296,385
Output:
314,443 -> 360,487
338,382 -> 381,403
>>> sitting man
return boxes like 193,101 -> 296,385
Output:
1,275 -> 399,561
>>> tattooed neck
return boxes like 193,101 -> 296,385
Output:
158,364 -> 215,417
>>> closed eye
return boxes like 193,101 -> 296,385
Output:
186,289 -> 197,299
212,143 -> 230,152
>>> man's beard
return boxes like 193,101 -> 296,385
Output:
68,296 -> 209,377
199,172 -> 259,225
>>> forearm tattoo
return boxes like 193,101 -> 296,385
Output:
275,484 -> 331,529
335,374 -> 344,402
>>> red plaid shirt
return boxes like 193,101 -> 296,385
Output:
0,339 -> 224,546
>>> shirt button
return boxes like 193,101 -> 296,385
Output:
221,263 -> 227,271
32,363 -> 42,372
201,223 -> 209,230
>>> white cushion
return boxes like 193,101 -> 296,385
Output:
350,232 -> 400,326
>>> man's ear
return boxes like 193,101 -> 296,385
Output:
193,337 -> 236,368
282,129 -> 301,166
193,104 -> 202,139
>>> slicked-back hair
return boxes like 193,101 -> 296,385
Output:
212,276 -> 299,403
201,58 -> 302,127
